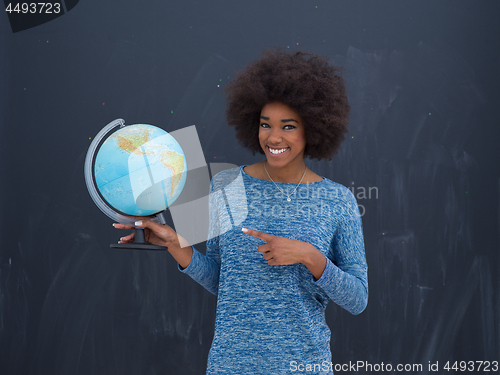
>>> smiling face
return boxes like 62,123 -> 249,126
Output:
259,101 -> 307,172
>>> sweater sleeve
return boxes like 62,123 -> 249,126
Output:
177,181 -> 221,295
313,194 -> 368,315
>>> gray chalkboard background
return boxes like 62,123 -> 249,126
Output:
1,1 -> 499,374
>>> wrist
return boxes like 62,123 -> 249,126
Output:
165,234 -> 188,252
300,243 -> 318,267
167,243 -> 183,254
168,244 -> 193,270
301,244 -> 327,280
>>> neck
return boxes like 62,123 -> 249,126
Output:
264,160 -> 307,183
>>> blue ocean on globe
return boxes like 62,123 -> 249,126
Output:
94,124 -> 187,217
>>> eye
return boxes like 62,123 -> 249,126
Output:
283,124 -> 296,130
260,123 -> 270,128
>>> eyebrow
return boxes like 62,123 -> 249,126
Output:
260,116 -> 299,123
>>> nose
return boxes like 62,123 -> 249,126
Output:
268,127 -> 283,143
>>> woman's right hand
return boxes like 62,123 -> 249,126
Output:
113,220 -> 189,251
113,220 -> 193,268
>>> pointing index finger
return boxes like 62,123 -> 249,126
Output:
242,228 -> 274,242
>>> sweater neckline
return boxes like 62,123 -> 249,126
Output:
240,165 -> 327,185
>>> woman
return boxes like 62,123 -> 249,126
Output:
116,49 -> 368,374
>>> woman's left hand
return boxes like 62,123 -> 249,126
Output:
242,227 -> 327,279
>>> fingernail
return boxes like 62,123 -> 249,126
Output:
242,228 -> 248,233
135,221 -> 143,226
119,237 -> 124,241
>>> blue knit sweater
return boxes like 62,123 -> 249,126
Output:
179,166 -> 368,374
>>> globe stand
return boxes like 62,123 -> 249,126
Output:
110,228 -> 168,251
85,119 -> 186,252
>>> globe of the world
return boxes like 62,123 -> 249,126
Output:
85,120 -> 187,222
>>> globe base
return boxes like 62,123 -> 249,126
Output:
110,228 -> 168,251
110,243 -> 168,251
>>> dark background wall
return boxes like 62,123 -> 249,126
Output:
1,1 -> 499,374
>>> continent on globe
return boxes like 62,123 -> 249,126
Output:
161,150 -> 185,196
112,127 -> 151,155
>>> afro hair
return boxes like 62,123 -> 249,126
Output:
225,49 -> 350,160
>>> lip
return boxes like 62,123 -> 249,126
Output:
267,146 -> 290,157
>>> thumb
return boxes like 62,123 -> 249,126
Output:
135,219 -> 163,231
135,220 -> 188,248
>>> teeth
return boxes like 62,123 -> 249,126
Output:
269,147 -> 288,155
